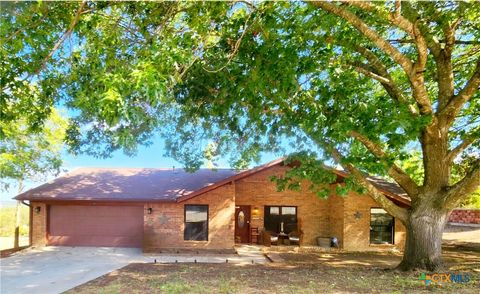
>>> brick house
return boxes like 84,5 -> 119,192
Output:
15,158 -> 409,251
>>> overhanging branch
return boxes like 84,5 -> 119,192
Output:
349,131 -> 420,198
312,1 -> 432,115
345,1 -> 431,113
37,0 -> 87,75
344,49 -> 418,116
312,2 -> 413,75
329,146 -> 408,222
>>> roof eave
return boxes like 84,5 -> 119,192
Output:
17,198 -> 177,203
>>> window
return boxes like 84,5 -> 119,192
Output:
264,206 -> 297,233
269,207 -> 280,215
184,205 -> 208,241
370,208 -> 394,244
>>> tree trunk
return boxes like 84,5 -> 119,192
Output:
14,181 -> 24,249
398,205 -> 449,271
14,200 -> 21,249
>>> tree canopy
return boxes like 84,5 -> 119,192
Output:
1,0 -> 479,270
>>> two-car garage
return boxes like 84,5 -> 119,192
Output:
15,167 -> 241,249
47,205 -> 144,248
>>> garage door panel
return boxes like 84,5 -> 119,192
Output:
48,205 -> 143,247
48,235 -> 142,247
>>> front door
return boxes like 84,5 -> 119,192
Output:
235,205 -> 251,243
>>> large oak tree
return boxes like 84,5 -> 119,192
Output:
1,1 -> 479,270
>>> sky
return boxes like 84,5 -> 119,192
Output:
0,135 -> 280,203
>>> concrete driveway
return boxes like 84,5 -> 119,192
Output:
0,246 -> 145,294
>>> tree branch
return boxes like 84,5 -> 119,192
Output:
444,18 -> 462,52
444,159 -> 480,210
35,0 -> 87,76
329,146 -> 408,222
439,59 -> 480,126
352,46 -> 418,115
4,16 -> 47,43
388,39 -> 478,45
435,18 -> 463,111
202,12 -> 253,73
346,1 -> 430,108
345,61 -> 417,115
312,1 -> 433,115
349,131 -> 420,198
393,0 -> 401,19
313,2 -> 412,74
447,138 -> 476,163
1,1 -> 87,93
347,62 -> 391,84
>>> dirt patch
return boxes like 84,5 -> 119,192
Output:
0,245 -> 29,258
67,247 -> 479,294
278,251 -> 402,268
443,224 -> 480,245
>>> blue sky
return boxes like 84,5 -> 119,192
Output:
63,135 -> 278,169
0,135 -> 280,203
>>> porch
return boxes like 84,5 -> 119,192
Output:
234,205 -> 305,247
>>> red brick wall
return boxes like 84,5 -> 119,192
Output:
30,202 -> 47,247
235,165 -> 406,250
342,192 -> 406,251
235,165 -> 333,246
143,183 -> 235,251
448,209 -> 480,224
328,194 -> 345,247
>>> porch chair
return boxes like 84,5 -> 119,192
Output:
262,230 -> 278,246
287,220 -> 303,245
288,230 -> 302,245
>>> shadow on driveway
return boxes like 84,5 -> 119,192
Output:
1,246 -> 144,294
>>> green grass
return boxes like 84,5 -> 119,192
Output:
0,206 -> 29,237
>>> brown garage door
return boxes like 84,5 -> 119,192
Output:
48,205 -> 143,247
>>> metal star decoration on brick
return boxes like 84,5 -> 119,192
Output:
354,211 -> 363,219
158,214 -> 169,225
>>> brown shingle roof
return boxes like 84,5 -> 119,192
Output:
365,175 -> 409,203
14,168 -> 239,202
14,158 -> 410,206
329,168 -> 410,205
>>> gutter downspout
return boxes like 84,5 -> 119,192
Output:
20,200 -> 32,247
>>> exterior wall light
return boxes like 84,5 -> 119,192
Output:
34,206 -> 41,214
147,207 -> 153,214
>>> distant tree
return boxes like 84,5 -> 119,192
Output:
1,1 -> 479,271
399,151 -> 480,208
0,107 -> 67,191
1,105 -> 66,249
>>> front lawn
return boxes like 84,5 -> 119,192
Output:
67,245 -> 479,294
